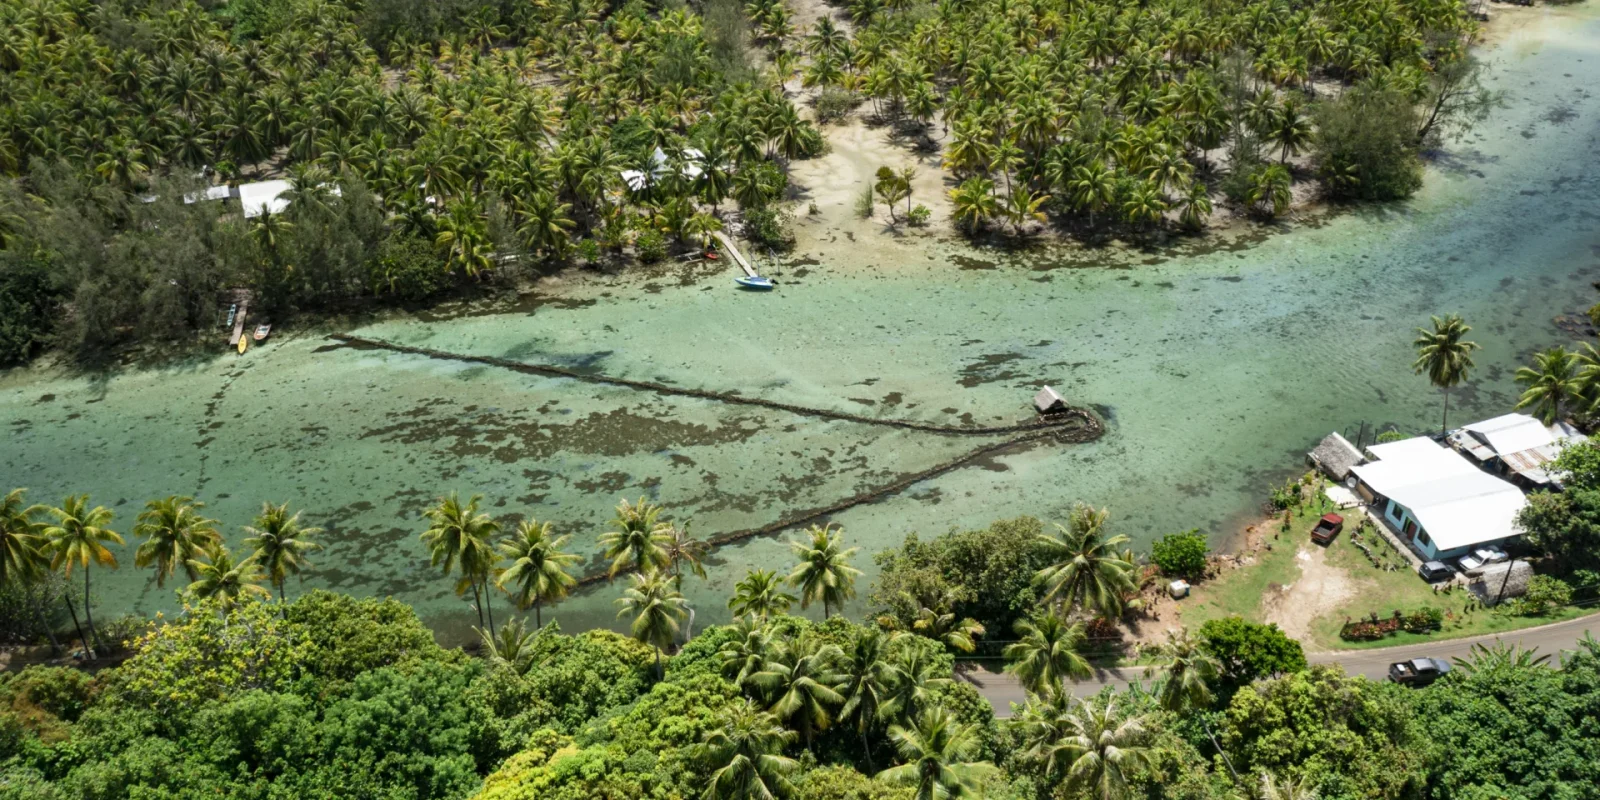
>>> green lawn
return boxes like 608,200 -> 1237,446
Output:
1309,519 -> 1597,649
1172,485 -> 1600,651
1176,505 -> 1310,630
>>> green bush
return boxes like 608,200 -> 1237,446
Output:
1198,617 -> 1307,688
814,87 -> 862,123
1151,530 -> 1209,579
0,250 -> 61,366
743,206 -> 794,251
634,229 -> 668,263
1513,575 -> 1573,616
369,233 -> 449,301
907,204 -> 932,227
1313,86 -> 1424,202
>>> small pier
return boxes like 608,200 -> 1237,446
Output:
227,298 -> 250,346
711,231 -> 758,278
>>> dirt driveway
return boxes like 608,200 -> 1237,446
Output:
1265,544 -> 1356,642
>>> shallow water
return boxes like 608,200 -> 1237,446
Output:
5,7 -> 1600,639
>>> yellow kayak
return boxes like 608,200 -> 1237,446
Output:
237,336 -> 249,354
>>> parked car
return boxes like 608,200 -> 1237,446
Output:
1418,561 -> 1453,582
1389,657 -> 1452,687
1475,547 -> 1509,564
1310,513 -> 1345,545
1458,552 -> 1487,573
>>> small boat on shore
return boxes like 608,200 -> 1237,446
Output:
253,323 -> 272,342
237,335 -> 249,354
735,275 -> 774,290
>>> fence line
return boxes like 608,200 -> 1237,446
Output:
327,334 -> 1105,438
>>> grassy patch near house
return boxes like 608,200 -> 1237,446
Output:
1309,523 -> 1597,649
1175,505 -> 1312,630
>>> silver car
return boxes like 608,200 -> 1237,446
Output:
1457,553 -> 1486,572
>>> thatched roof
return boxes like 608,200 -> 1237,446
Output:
1308,432 -> 1365,480
1034,386 -> 1067,414
1470,560 -> 1533,606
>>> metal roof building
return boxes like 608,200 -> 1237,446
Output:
1448,413 -> 1588,487
1351,436 -> 1527,560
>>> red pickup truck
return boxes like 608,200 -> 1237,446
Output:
1310,513 -> 1344,545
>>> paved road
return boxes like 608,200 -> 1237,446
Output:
962,614 -> 1600,717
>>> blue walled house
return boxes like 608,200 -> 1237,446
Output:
1350,437 -> 1527,562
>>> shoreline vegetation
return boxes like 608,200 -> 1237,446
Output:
0,0 -> 1502,369
5,484 -> 1600,798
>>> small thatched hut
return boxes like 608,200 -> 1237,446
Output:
1469,560 -> 1533,606
1308,432 -> 1365,481
1034,386 -> 1068,415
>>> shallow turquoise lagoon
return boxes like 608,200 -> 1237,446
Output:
4,8 -> 1599,638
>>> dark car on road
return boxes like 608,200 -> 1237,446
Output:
1389,657 -> 1452,686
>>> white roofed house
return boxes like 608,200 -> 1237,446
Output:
1350,436 -> 1527,562
1447,412 -> 1588,489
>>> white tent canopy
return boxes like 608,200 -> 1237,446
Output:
1352,437 -> 1526,552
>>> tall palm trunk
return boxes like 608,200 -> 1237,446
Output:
84,567 -> 103,651
63,594 -> 92,659
860,729 -> 874,772
277,579 -> 288,619
1440,388 -> 1451,435
471,582 -> 485,628
482,576 -> 496,632
534,598 -> 542,629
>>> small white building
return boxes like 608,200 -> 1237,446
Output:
1448,412 -> 1587,488
237,180 -> 293,218
1350,436 -> 1527,562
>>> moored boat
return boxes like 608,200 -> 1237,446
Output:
735,275 -> 774,290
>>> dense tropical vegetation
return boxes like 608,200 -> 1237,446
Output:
0,0 -> 1503,366
0,0 -> 822,365
4,482 -> 1600,799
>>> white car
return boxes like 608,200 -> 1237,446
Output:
1475,547 -> 1509,564
1457,553 -> 1486,572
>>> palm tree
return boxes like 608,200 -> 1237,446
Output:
616,569 -> 688,676
949,177 -> 997,235
787,523 -> 862,619
875,707 -> 997,800
720,616 -> 776,688
1033,504 -> 1136,616
1246,164 -> 1292,217
421,492 -> 501,630
753,633 -> 845,749
1036,696 -> 1151,800
478,616 -> 540,673
698,699 -> 800,800
186,546 -> 270,611
132,496 -> 221,590
879,641 -> 953,723
1153,627 -> 1221,713
241,502 -> 323,611
1,489 -> 62,654
1412,314 -> 1481,433
1260,771 -> 1319,800
1175,180 -> 1212,231
663,522 -> 710,587
1003,611 -> 1093,697
496,518 -> 579,627
1515,346 -> 1583,426
837,628 -> 898,770
1002,186 -> 1050,235
729,569 -> 797,620
905,587 -> 985,653
42,495 -> 121,654
599,496 -> 674,578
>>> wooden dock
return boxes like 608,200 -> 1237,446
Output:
228,300 -> 248,346
711,232 -> 758,278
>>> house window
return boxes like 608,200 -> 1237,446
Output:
1403,518 -> 1417,537
1417,531 -> 1432,549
